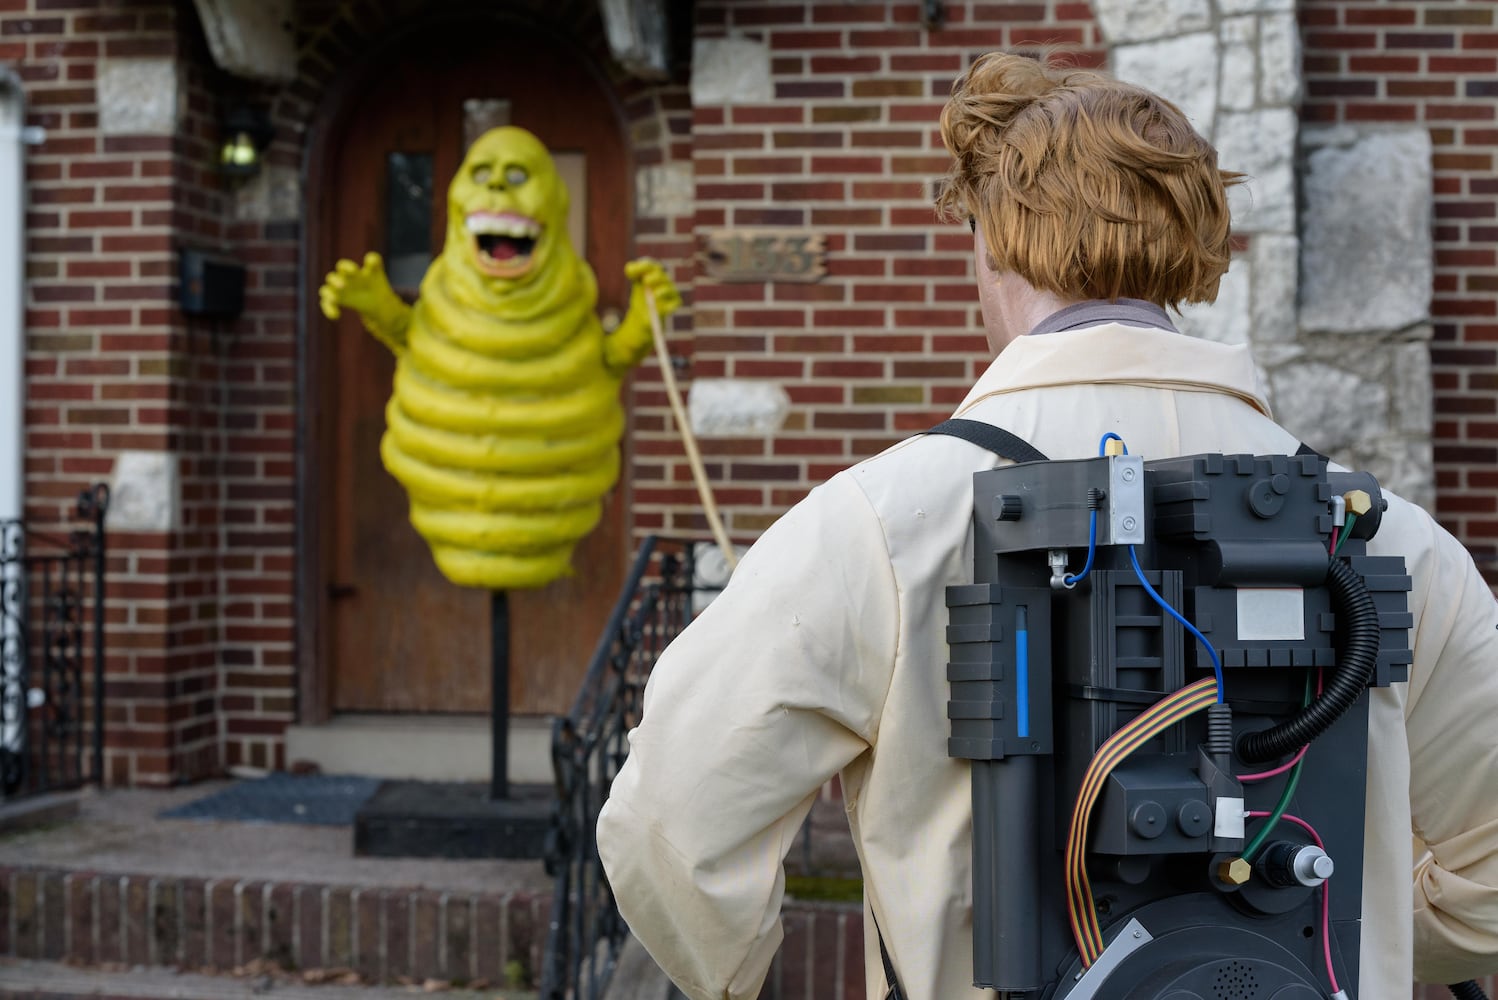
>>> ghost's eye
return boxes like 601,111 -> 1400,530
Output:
472,165 -> 493,185
505,165 -> 528,186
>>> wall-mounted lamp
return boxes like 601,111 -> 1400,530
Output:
218,105 -> 275,179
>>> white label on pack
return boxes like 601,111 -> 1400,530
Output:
1216,797 -> 1246,839
1236,587 -> 1305,642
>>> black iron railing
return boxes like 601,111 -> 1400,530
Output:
541,536 -> 709,1000
0,485 -> 109,802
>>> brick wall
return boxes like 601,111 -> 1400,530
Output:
659,1 -> 1104,540
1302,0 -> 1498,580
618,79 -> 697,536
10,0 -> 235,786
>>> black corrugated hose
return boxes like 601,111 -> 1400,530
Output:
1237,558 -> 1380,763
1449,981 -> 1491,1000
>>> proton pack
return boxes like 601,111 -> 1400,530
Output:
939,424 -> 1413,1000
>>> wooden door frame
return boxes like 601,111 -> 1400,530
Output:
295,12 -> 635,725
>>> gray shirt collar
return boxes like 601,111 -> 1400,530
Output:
1028,298 -> 1178,337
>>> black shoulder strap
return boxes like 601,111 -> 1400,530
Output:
925,418 -> 1050,464
872,911 -> 904,1000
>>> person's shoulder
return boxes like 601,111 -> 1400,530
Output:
837,429 -> 1006,526
1366,485 -> 1464,572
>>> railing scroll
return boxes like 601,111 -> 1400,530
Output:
541,536 -> 709,1000
1,484 -> 109,802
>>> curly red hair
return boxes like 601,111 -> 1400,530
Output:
937,51 -> 1242,309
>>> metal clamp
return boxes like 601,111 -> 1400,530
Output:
1066,918 -> 1154,1000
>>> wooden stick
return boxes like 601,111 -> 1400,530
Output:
645,289 -> 739,571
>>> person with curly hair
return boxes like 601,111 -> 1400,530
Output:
597,52 -> 1498,1000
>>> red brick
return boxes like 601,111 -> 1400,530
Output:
697,181 -> 766,200
1431,54 -> 1498,72
1305,31 -> 1380,49
326,887 -> 353,969
769,30 -> 842,49
443,895 -> 472,981
64,874 -> 96,964
475,898 -> 502,985
812,360 -> 884,379
1387,31 -> 1456,49
1344,7 -> 1417,25
810,155 -> 884,173
731,105 -> 803,125
732,155 -> 805,175
291,884 -> 322,969
101,135 -> 171,154
94,875 -> 121,963
1389,79 -> 1457,98
31,283 -> 94,302
408,891 -> 442,980
66,259 -> 132,278
1347,54 -> 1421,73
811,55 -> 881,73
848,30 -> 922,48
349,889 -> 381,980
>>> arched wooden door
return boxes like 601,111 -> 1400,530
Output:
311,23 -> 631,719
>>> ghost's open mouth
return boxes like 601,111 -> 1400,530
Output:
466,212 -> 542,277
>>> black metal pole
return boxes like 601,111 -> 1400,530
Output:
491,589 -> 509,801
92,489 -> 106,787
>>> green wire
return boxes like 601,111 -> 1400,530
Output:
1333,512 -> 1358,555
1241,671 -> 1314,863
1243,755 -> 1303,862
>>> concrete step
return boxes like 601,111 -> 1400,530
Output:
0,957 -> 537,999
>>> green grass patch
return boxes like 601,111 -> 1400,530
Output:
784,875 -> 863,903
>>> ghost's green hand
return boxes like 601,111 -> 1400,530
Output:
607,258 -> 681,373
319,251 -> 413,354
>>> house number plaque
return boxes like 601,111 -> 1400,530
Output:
701,229 -> 827,283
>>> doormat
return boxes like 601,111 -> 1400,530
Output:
160,773 -> 382,826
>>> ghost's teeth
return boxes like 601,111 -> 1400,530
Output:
465,214 -> 541,239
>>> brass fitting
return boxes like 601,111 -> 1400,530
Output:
1218,857 -> 1252,886
1344,490 -> 1373,516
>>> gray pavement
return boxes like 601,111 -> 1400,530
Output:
0,784 -> 551,897
0,957 -> 535,998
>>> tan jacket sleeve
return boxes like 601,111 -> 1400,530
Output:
596,474 -> 900,1000
1397,501 -> 1498,983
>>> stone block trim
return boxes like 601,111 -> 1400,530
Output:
1302,0 -> 1498,578
0,866 -> 865,999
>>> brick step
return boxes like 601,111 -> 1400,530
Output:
0,868 -> 865,1000
0,957 -> 533,999
0,869 -> 545,992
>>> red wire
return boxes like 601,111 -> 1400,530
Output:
1238,744 -> 1308,782
1247,811 -> 1338,993
1239,670 -> 1325,782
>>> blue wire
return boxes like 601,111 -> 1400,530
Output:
1064,509 -> 1098,587
1063,434 -> 1122,587
1128,545 -> 1226,703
